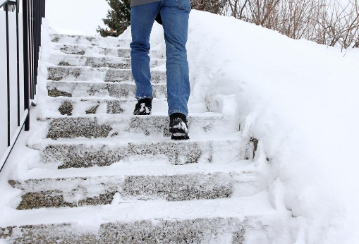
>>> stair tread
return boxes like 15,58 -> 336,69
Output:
47,81 -> 167,99
50,54 -> 163,62
50,34 -> 128,47
18,161 -> 255,181
47,65 -> 164,71
9,163 -> 260,209
51,42 -> 130,49
45,112 -> 223,119
32,135 -> 242,146
0,192 -> 274,227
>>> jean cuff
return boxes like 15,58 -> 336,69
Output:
136,95 -> 153,101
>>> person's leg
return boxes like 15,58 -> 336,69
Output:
160,0 -> 191,116
130,2 -> 161,100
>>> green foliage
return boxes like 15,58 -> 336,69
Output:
97,0 -> 131,37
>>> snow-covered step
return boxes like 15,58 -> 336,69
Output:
32,138 -> 245,169
52,43 -> 164,59
44,114 -> 235,139
9,167 -> 259,210
45,97 -> 168,116
0,194 -> 275,243
52,43 -> 131,58
50,33 -> 127,47
49,53 -> 165,69
47,66 -> 166,83
47,81 -> 167,99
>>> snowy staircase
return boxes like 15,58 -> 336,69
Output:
0,34 -> 279,243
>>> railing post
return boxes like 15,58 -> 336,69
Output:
1,0 -> 46,172
5,2 -> 11,146
23,0 -> 30,131
16,0 -> 20,127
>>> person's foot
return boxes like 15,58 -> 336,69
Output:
133,98 -> 152,115
169,113 -> 189,140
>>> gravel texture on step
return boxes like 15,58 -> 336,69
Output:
47,81 -> 167,99
58,101 -> 73,116
52,43 -> 131,58
52,43 -> 164,59
39,139 -> 243,168
50,54 -> 166,69
50,34 -> 127,47
0,217 -> 270,243
47,98 -> 167,116
46,115 -> 228,139
9,172 -> 241,209
47,117 -> 113,139
47,66 -> 166,83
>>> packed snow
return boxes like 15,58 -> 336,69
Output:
0,9 -> 358,244
180,11 -> 359,243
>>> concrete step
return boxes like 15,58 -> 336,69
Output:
0,194 -> 276,243
47,66 -> 166,83
52,43 -> 131,58
47,81 -> 167,99
32,137 -> 246,169
44,97 -> 168,116
9,164 -> 259,210
52,43 -> 164,59
49,53 -> 166,69
44,114 -> 235,139
50,34 -> 127,47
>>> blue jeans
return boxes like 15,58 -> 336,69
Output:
130,0 -> 191,116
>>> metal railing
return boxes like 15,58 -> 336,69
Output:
0,0 -> 45,171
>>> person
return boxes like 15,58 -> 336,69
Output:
130,0 -> 191,140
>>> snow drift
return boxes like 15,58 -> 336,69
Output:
120,10 -> 359,244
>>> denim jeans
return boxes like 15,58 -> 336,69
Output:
130,0 -> 191,116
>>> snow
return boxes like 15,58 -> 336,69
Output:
180,11 -> 359,243
0,9 -> 358,243
124,10 -> 359,243
50,26 -> 86,36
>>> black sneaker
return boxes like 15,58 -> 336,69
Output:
133,98 -> 152,115
169,113 -> 189,140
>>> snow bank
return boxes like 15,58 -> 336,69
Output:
144,10 -> 359,243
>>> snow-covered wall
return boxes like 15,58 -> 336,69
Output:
120,10 -> 359,243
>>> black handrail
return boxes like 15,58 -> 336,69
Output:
0,0 -> 13,8
0,0 -> 45,171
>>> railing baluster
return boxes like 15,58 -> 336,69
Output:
23,0 -> 30,131
0,0 -> 45,172
16,0 -> 20,127
5,3 -> 11,147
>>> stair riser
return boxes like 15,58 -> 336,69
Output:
50,99 -> 168,116
53,44 -> 164,59
47,67 -> 166,83
50,34 -> 127,47
47,82 -> 167,99
53,44 -> 131,58
39,140 -> 244,168
50,55 -> 165,69
0,218 -> 270,244
46,116 -> 230,139
9,172 -> 259,210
